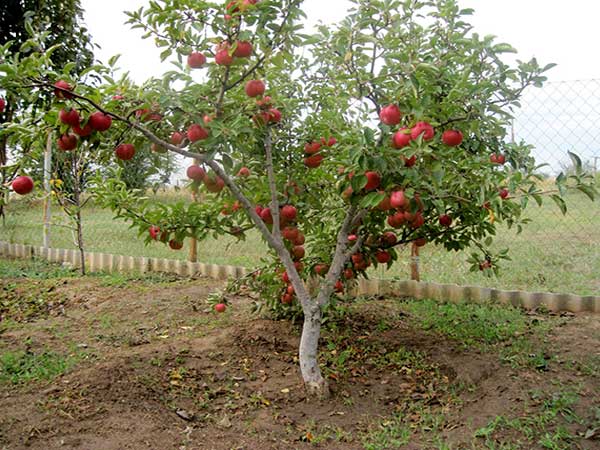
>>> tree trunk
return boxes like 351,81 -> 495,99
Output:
76,207 -> 85,275
299,304 -> 329,398
188,159 -> 200,263
71,154 -> 85,275
43,133 -> 52,249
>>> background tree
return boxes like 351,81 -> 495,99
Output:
0,0 -> 94,218
2,0 -> 596,399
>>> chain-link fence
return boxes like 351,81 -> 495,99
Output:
495,79 -> 600,294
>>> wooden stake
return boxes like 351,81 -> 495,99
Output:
410,242 -> 420,282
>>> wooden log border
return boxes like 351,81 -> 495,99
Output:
0,242 -> 597,313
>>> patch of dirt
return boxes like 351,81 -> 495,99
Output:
0,274 -> 599,449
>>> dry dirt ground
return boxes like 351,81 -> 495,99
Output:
0,262 -> 599,450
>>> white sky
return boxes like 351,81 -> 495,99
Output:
80,0 -> 600,173
81,0 -> 600,83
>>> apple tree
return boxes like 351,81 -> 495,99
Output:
1,0 -> 596,397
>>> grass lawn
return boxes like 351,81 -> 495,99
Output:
0,190 -> 598,295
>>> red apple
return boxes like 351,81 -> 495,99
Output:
364,171 -> 381,191
351,253 -> 364,265
281,271 -> 290,283
115,143 -> 136,160
334,280 -> 344,293
12,176 -> 34,195
57,134 -> 78,151
314,264 -> 329,275
281,204 -> 297,221
375,250 -> 391,264
387,211 -> 405,228
415,238 -> 427,247
392,128 -> 412,149
170,131 -> 184,145
377,194 -> 392,211
292,245 -> 305,260
234,41 -> 253,57
439,214 -> 452,227
215,49 -> 234,65
379,104 -> 402,126
245,80 -> 266,97
187,124 -> 209,142
304,154 -> 324,168
59,108 -> 80,127
499,188 -> 509,199
205,174 -> 225,193
343,268 -> 354,279
403,155 -> 417,167
187,52 -> 207,68
214,303 -> 227,313
382,231 -> 397,246
479,260 -> 492,271
304,141 -> 321,155
390,190 -> 407,209
187,165 -> 206,182
327,137 -> 337,146
411,121 -> 435,141
53,80 -> 73,99
237,167 -> 251,177
490,153 -> 506,165
294,232 -> 305,246
0,98 -> 5,113
442,129 -> 463,146
72,123 -> 93,137
281,294 -> 293,305
260,207 -> 273,224
282,226 -> 299,242
411,211 -> 425,228
88,112 -> 112,132
169,239 -> 184,250
149,225 -> 161,240
268,108 -> 282,123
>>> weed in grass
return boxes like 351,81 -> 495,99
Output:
0,258 -> 77,280
98,314 -> 115,330
0,350 -> 76,384
403,300 -> 530,347
361,416 -> 411,450
0,280 -> 67,322
403,299 -> 560,370
475,389 -> 580,449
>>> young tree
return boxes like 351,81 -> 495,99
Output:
2,0 -> 596,397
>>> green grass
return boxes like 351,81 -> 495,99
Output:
402,299 -> 557,370
0,191 -> 598,295
403,299 -> 531,347
0,350 -> 76,384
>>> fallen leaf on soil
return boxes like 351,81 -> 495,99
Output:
175,409 -> 193,421
217,415 -> 232,428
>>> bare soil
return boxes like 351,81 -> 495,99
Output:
0,274 -> 598,450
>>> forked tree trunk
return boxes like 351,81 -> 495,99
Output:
298,303 -> 329,398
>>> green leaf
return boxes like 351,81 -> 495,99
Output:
351,174 -> 367,192
550,194 -> 567,215
568,151 -> 582,173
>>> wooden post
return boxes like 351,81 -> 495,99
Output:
410,242 -> 420,282
43,132 -> 52,249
